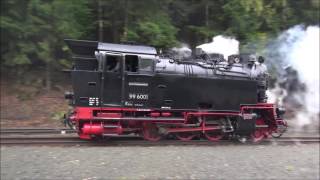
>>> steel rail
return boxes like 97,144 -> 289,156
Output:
1,136 -> 319,146
0,128 -> 76,134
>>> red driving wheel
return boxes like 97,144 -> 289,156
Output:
251,119 -> 267,143
142,122 -> 162,141
204,129 -> 223,141
175,132 -> 196,141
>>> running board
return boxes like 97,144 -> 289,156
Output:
103,125 -> 119,128
93,117 -> 184,121
102,134 -> 119,137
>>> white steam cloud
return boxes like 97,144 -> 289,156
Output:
171,44 -> 192,59
268,25 -> 319,128
285,26 -> 319,114
196,35 -> 239,59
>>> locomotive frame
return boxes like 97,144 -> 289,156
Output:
64,39 -> 287,142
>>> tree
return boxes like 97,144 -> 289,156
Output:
1,0 -> 93,90
126,13 -> 178,49
96,0 -> 178,49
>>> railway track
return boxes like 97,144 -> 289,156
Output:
0,128 -> 76,135
1,136 -> 319,146
1,128 -> 319,146
1,137 -> 319,146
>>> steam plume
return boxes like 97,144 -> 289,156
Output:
267,25 -> 319,129
196,35 -> 239,59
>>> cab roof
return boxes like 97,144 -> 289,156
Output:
65,39 -> 157,57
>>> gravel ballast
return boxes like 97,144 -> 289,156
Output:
1,144 -> 319,180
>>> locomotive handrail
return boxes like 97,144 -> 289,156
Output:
174,59 -> 250,76
186,112 -> 240,117
125,73 -> 155,77
215,69 -> 248,75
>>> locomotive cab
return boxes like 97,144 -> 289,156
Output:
95,51 -> 156,107
64,39 -> 157,108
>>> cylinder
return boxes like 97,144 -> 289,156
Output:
82,124 -> 103,135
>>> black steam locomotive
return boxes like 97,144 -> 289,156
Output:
64,39 -> 287,142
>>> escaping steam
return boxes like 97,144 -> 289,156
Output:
171,44 -> 192,59
267,25 -> 319,129
196,35 -> 239,59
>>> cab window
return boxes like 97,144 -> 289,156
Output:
125,55 -> 154,73
105,55 -> 121,72
125,55 -> 138,72
139,58 -> 153,72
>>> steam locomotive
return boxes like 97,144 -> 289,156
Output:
64,39 -> 287,142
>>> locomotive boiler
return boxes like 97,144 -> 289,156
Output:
64,39 -> 287,142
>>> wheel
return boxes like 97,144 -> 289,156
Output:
175,132 -> 196,141
271,127 -> 287,138
251,129 -> 265,143
272,124 -> 288,138
202,120 -> 224,141
251,119 -> 267,143
142,122 -> 162,141
204,130 -> 224,141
